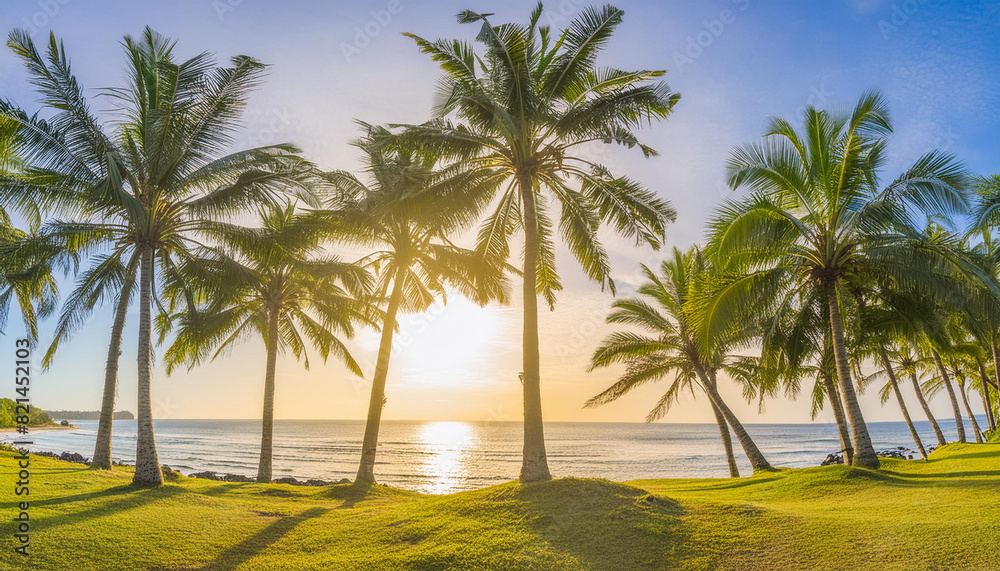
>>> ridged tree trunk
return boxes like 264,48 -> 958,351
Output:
821,367 -> 852,464
878,348 -> 927,459
132,245 -> 162,486
694,363 -> 771,472
706,372 -> 738,477
257,307 -> 281,483
954,374 -> 983,444
930,350 -> 966,443
91,279 -> 132,470
356,266 -> 406,484
518,173 -> 551,483
910,371 -> 946,447
825,281 -> 878,469
978,360 -> 997,431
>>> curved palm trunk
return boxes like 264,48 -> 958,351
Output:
705,375 -> 738,477
824,281 -> 878,469
709,401 -> 739,477
695,365 -> 771,472
518,174 -> 551,483
257,308 -> 281,482
954,374 -> 983,444
878,348 -> 927,459
91,280 -> 132,470
821,368 -> 852,464
910,371 -> 946,447
930,350 -> 966,443
356,267 -> 406,484
978,361 -> 997,431
132,245 -> 162,486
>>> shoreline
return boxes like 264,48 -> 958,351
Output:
0,424 -> 78,433
7,442 -> 930,489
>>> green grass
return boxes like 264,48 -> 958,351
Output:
1,443 -> 996,570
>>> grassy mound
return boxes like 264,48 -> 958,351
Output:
0,443 -> 996,570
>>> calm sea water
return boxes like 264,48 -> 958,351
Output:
8,418 -> 982,494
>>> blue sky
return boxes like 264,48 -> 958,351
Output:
1,0 -> 998,423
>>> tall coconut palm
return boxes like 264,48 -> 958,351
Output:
889,344 -> 947,447
758,291 -> 853,463
1,29 -> 321,484
704,91 -> 970,469
588,248 -> 772,474
322,127 -> 512,484
160,204 -> 373,482
404,4 -> 678,481
945,353 -> 985,443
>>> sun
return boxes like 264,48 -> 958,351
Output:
392,293 -> 505,387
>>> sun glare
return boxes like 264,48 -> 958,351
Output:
393,294 -> 504,387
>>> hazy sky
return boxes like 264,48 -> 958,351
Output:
1,0 -> 998,425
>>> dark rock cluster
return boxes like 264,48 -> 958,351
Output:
820,446 -> 920,466
186,471 -> 351,486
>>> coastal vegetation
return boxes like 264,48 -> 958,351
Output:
0,1 -> 996,501
0,398 -> 53,427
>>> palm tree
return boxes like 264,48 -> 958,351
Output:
322,127 -> 512,484
945,353 -> 985,443
0,118 -> 65,340
704,91 -> 970,469
890,344 -> 947,447
588,248 -> 772,474
758,292 -> 853,463
1,29 -> 321,484
404,4 -> 679,481
161,205 -> 372,482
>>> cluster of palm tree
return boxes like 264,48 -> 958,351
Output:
0,5 -> 687,486
588,94 -> 999,473
1,5 -> 995,488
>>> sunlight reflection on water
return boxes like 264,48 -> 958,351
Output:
416,421 -> 476,494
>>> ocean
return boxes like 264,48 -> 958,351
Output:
8,417 -> 982,494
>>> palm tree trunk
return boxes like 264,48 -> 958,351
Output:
954,373 -> 983,443
978,360 -> 997,431
824,281 -> 878,469
356,266 -> 406,484
132,245 -> 162,486
910,371 -> 946,447
91,280 -> 132,470
257,307 -> 280,482
518,173 -> 551,483
821,368 -> 852,464
930,349 -> 966,443
695,365 -> 772,472
706,374 -> 738,477
878,347 -> 927,459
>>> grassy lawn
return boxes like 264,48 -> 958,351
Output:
0,442 -> 996,570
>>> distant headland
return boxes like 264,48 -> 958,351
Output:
47,410 -> 135,420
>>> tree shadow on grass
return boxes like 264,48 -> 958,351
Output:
197,507 -> 329,571
35,485 -> 187,529
325,481 -> 373,508
509,478 -> 697,570
0,484 -> 138,510
878,469 -> 1000,481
